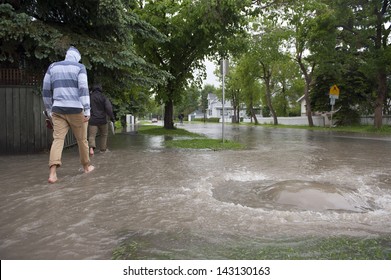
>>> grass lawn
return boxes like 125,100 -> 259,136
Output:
137,125 -> 244,150
137,125 -> 200,137
256,123 -> 391,134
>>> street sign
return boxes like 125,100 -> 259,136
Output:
330,95 -> 336,105
328,85 -> 340,128
220,59 -> 229,75
329,84 -> 340,98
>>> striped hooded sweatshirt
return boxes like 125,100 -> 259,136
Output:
42,46 -> 90,116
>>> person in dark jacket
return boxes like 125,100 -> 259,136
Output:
88,84 -> 115,155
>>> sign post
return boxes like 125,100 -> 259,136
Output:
220,59 -> 229,142
329,85 -> 340,128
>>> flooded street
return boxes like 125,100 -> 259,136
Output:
0,123 -> 391,259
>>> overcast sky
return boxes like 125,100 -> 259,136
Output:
203,59 -> 220,87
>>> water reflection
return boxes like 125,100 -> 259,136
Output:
0,123 -> 390,259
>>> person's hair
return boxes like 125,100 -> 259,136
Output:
92,83 -> 102,91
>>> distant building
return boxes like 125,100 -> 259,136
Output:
189,93 -> 262,122
206,93 -> 248,120
297,95 -> 307,116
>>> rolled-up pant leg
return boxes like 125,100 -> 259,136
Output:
49,113 -> 69,167
67,112 -> 90,167
88,125 -> 98,149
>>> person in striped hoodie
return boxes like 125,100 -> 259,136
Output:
42,46 -> 95,183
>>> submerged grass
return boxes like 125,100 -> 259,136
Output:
112,235 -> 391,260
246,237 -> 391,260
137,125 -> 244,150
165,138 -> 244,150
137,125 -> 201,137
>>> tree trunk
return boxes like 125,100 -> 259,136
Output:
164,98 -> 175,129
373,3 -> 387,129
232,105 -> 238,123
251,107 -> 259,124
304,83 -> 314,127
265,79 -> 278,125
297,56 -> 314,127
374,71 -> 387,129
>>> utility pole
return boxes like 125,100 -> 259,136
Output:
220,59 -> 229,142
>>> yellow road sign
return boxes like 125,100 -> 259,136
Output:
329,84 -> 340,96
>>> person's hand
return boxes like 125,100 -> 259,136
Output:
83,115 -> 90,122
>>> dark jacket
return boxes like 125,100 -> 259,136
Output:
89,85 -> 115,126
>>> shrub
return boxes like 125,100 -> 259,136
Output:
207,117 -> 220,123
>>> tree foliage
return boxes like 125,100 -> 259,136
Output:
232,0 -> 390,127
329,0 -> 391,128
1,0 -> 389,128
0,0 -> 170,94
133,0 -> 254,129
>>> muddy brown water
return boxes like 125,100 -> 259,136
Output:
0,123 -> 390,259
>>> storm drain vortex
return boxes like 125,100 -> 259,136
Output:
212,180 -> 375,212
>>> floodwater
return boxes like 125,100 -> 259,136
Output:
0,122 -> 390,259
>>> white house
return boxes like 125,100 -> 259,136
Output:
297,95 -> 307,116
207,93 -> 249,121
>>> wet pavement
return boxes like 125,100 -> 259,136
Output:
0,122 -> 390,259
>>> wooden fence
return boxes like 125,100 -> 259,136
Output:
0,86 -> 76,154
0,68 -> 42,86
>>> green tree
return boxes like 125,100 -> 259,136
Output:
248,20 -> 290,125
175,84 -> 201,118
298,0 -> 390,127
223,65 -> 244,123
284,0 -> 337,126
312,60 -> 374,125
133,0 -> 253,129
0,0 -> 169,96
235,56 -> 262,124
330,0 -> 391,128
272,59 -> 303,117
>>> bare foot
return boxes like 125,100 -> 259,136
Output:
48,174 -> 58,183
89,147 -> 94,156
84,165 -> 95,173
48,165 -> 58,183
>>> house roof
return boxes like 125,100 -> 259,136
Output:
208,93 -> 218,101
296,95 -> 305,103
